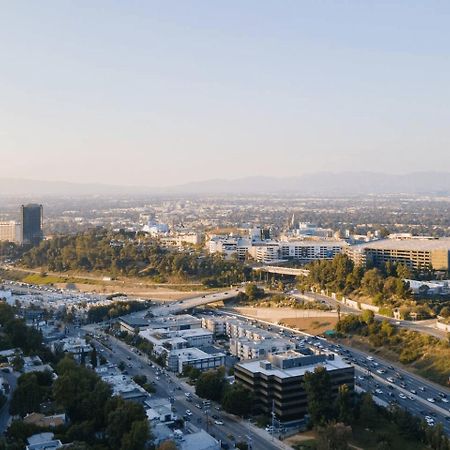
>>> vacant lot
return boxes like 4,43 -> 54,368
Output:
280,317 -> 339,335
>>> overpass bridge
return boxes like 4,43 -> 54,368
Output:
151,289 -> 243,316
252,265 -> 310,277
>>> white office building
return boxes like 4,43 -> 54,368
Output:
167,348 -> 225,374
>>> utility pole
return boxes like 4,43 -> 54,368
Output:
246,433 -> 253,450
271,399 -> 276,441
205,408 -> 210,433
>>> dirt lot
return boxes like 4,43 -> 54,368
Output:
279,316 -> 339,335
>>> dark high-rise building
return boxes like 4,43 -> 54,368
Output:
21,204 -> 43,246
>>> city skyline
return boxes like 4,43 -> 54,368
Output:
2,1 -> 450,186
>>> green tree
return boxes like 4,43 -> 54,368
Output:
303,366 -> 334,426
105,397 -> 147,449
10,373 -> 49,416
361,268 -> 384,297
335,384 -> 353,424
396,264 -> 411,280
358,394 -> 377,429
245,283 -> 263,301
11,355 -> 24,372
195,367 -> 225,402
53,357 -> 112,426
120,419 -> 149,450
361,309 -> 375,325
221,384 -> 253,416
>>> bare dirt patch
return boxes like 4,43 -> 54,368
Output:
280,317 -> 339,335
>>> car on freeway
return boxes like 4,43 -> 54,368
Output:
214,420 -> 224,425
427,398 -> 436,403
399,393 -> 407,400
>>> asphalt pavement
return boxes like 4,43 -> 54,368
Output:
89,330 -> 288,450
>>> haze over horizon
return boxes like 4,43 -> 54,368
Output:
2,1 -> 450,186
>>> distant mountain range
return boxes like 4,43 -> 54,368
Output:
1,172 -> 450,197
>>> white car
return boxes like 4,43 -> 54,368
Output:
427,398 -> 436,403
366,356 -> 374,361
185,410 -> 192,416
399,393 -> 407,399
441,398 -> 449,403
375,389 -> 383,395
214,420 -> 224,425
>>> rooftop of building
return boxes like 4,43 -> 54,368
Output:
179,429 -> 220,450
349,237 -> 450,252
169,347 -> 225,360
236,350 -> 351,379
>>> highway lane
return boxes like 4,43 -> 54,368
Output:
89,331 -> 287,450
150,288 -> 244,316
222,310 -> 450,435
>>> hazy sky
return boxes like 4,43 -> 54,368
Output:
1,1 -> 450,186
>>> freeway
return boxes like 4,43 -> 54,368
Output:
144,288 -> 244,316
221,310 -> 450,435
86,329 -> 289,450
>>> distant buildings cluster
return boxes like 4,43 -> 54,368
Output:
208,226 -> 346,264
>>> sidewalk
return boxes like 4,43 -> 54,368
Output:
174,376 -> 293,450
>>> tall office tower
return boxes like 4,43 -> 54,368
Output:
21,204 -> 43,246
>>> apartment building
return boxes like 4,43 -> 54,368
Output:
346,237 -> 450,271
208,235 -> 346,264
201,317 -> 227,336
278,240 -> 345,263
229,337 -> 296,360
235,351 -> 354,421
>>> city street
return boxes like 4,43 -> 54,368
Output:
88,329 -> 288,450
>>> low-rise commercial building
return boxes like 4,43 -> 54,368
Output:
119,314 -> 202,334
235,351 -> 354,421
139,328 -> 213,352
167,348 -> 225,374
